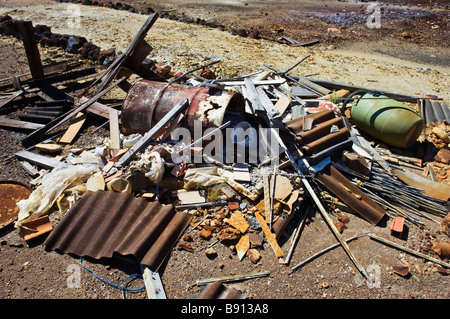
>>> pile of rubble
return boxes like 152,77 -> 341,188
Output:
1,12 -> 449,299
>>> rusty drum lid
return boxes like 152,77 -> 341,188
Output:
0,180 -> 32,229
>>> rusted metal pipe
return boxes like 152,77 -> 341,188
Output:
121,80 -> 245,135
316,164 -> 386,225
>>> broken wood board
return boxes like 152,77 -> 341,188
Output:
109,109 -> 121,157
255,211 -> 284,258
233,163 -> 251,182
0,116 -> 44,130
177,190 -> 206,205
270,175 -> 293,201
59,112 -> 87,144
236,235 -> 250,261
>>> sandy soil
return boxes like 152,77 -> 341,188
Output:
0,0 -> 449,307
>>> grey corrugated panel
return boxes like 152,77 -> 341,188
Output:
432,101 -> 446,123
44,190 -> 191,271
424,99 -> 436,125
440,101 -> 450,122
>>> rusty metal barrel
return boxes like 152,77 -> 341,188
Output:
121,80 -> 245,135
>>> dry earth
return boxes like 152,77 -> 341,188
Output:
0,0 -> 449,311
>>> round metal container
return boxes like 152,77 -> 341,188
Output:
350,93 -> 424,149
121,80 -> 245,135
0,180 -> 32,229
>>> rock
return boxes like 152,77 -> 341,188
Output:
247,249 -> 261,263
432,127 -> 450,143
393,265 -> 409,277
337,214 -> 349,224
248,232 -> 263,248
441,213 -> 450,237
217,227 -> 241,241
335,221 -> 346,233
199,229 -> 212,240
401,31 -> 411,38
434,148 -> 450,164
35,143 -> 63,153
432,241 -> 450,258
205,247 -> 217,259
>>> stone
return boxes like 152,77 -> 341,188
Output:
247,249 -> 261,264
434,148 -> 450,164
205,248 -> 217,259
199,229 -> 212,240
217,227 -> 241,241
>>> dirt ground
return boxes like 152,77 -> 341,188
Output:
0,0 -> 449,309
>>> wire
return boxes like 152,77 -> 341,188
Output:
79,257 -> 145,292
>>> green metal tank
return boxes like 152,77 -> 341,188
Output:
349,92 -> 424,149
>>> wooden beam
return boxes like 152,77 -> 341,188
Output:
22,77 -> 125,147
0,116 -> 44,130
18,21 -> 44,80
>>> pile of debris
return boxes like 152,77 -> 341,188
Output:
1,12 -> 449,299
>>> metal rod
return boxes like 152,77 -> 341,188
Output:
368,234 -> 450,269
196,271 -> 270,286
291,235 -> 361,272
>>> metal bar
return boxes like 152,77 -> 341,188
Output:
369,234 -> 450,269
196,271 -> 270,286
118,98 -> 189,167
291,235 -> 360,272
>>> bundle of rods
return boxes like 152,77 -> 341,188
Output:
350,166 -> 448,226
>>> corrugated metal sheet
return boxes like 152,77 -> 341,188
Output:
44,190 -> 191,271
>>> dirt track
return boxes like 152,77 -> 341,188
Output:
0,0 -> 449,306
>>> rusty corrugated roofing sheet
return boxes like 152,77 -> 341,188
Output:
44,190 -> 191,271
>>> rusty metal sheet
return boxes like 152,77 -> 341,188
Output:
44,190 -> 191,271
316,164 -> 386,225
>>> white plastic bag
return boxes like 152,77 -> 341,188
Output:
15,164 -> 97,228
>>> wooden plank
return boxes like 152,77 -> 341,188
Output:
0,90 -> 24,109
92,12 -> 160,95
109,108 -> 120,156
21,76 -> 125,147
18,21 -> 44,80
59,112 -> 87,144
79,96 -> 119,120
255,211 -> 284,258
15,150 -> 62,170
0,116 -> 44,130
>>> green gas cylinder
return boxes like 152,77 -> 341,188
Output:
349,92 -> 424,149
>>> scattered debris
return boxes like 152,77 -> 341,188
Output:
0,9 -> 449,301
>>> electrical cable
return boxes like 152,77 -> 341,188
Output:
79,257 -> 145,293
